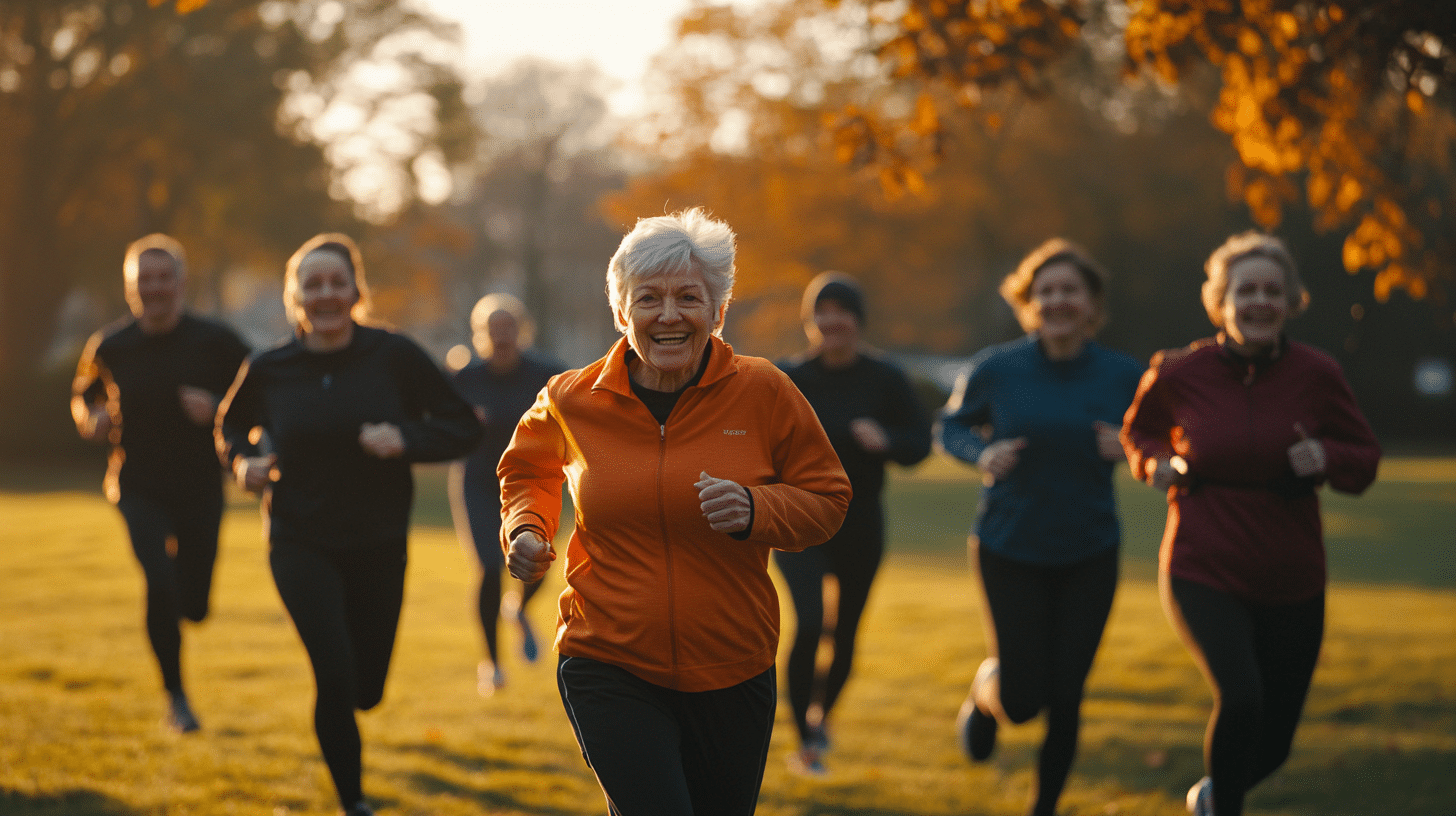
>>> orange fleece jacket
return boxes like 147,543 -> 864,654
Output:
499,336 -> 852,692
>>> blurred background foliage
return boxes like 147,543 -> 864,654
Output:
1,0 -> 1451,460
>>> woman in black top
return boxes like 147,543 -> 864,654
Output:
217,234 -> 481,816
775,272 -> 932,775
72,234 -> 251,733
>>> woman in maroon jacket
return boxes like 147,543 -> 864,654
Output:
1121,232 -> 1380,816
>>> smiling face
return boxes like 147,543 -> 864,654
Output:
619,266 -> 723,391
1221,255 -> 1289,351
126,250 -> 185,333
811,298 -> 861,357
1030,260 -> 1095,345
294,249 -> 359,340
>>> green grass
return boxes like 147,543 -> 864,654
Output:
2,459 -> 1453,815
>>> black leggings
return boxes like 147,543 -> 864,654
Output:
451,489 -> 543,664
773,503 -> 884,745
116,490 -> 223,695
977,544 -> 1119,816
1164,577 -> 1324,816
270,539 -> 407,810
557,656 -> 776,816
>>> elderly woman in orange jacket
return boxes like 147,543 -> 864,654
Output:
499,208 -> 851,816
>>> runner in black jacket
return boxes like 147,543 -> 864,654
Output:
72,234 -> 250,734
775,272 -> 932,776
216,234 -> 480,816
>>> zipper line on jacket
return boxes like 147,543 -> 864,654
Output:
657,421 -> 679,680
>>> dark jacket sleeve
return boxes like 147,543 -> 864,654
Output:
1120,353 -> 1178,484
392,336 -> 483,463
215,357 -> 263,470
936,354 -> 993,465
882,363 -> 933,467
1313,359 -> 1381,495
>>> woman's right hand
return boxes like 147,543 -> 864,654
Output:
235,454 -> 277,493
1149,456 -> 1189,491
507,529 -> 555,582
976,437 -> 1027,485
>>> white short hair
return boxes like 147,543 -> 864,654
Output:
606,208 -> 736,333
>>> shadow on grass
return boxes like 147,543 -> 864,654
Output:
1078,736 -> 1456,816
387,740 -> 595,815
392,738 -> 588,779
0,789 -> 138,816
759,799 -> 982,816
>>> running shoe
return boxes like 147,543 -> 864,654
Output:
340,801 -> 375,816
503,591 -> 540,663
955,693 -> 997,762
518,612 -> 539,663
956,659 -> 999,761
805,722 -> 831,754
1186,776 -> 1213,816
477,661 -> 506,698
166,690 -> 200,734
786,746 -> 828,778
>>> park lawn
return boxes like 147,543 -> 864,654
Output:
0,459 -> 1452,816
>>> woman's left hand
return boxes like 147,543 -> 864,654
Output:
178,386 -> 218,427
1093,420 -> 1124,462
849,417 -> 890,453
359,422 -> 405,458
696,471 -> 751,534
1288,423 -> 1326,477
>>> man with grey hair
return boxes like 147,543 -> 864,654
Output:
72,233 -> 250,733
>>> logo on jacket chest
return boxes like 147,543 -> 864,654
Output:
723,429 -> 747,436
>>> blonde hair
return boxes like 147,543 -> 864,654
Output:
283,233 -> 372,329
1201,231 -> 1309,326
999,238 -> 1109,334
606,208 -> 736,334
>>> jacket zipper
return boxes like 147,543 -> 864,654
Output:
656,421 -> 679,681
1243,361 -> 1257,464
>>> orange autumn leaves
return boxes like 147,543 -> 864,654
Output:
830,0 -> 1452,302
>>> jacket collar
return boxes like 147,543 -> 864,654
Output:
594,334 -> 737,397
1216,331 -> 1287,384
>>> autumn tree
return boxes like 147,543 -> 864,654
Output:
0,0 -> 469,454
612,1 -> 1245,360
823,0 -> 1456,305
453,59 -> 623,361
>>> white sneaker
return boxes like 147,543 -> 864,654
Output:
477,661 -> 505,698
1186,776 -> 1213,816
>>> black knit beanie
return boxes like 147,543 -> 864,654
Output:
805,275 -> 866,324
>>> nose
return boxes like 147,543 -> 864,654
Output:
660,298 -> 680,322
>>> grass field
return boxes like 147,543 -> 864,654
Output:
2,456 -> 1453,816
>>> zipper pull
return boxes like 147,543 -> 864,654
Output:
660,423 -> 666,441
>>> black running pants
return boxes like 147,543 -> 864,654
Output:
270,539 -> 407,810
1164,576 -> 1324,816
116,489 -> 223,694
773,501 -> 884,745
557,655 -> 776,816
977,543 -> 1119,816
